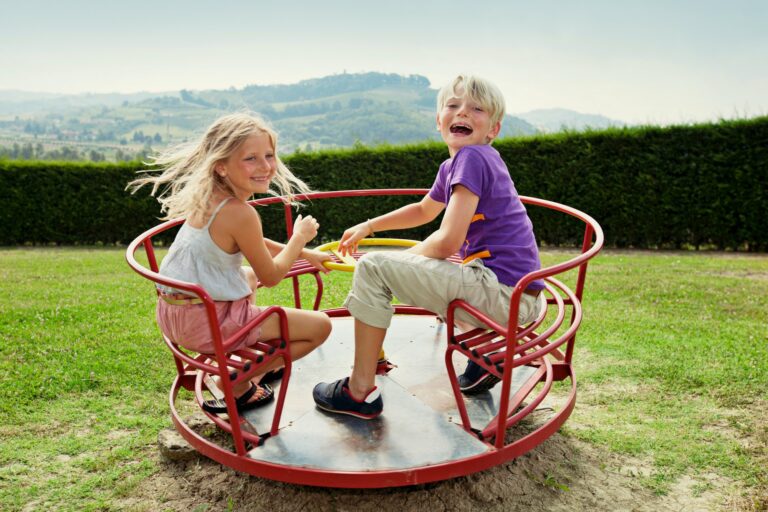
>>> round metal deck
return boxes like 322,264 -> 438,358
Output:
127,188 -> 604,488
172,314 -> 547,485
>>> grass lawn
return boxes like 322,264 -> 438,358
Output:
0,248 -> 766,510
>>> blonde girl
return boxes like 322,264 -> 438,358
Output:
129,112 -> 331,412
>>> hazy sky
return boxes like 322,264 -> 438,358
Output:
3,0 -> 767,124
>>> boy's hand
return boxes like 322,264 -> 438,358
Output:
293,214 -> 320,244
302,248 -> 332,273
339,222 -> 372,256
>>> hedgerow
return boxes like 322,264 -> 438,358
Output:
1,117 -> 765,249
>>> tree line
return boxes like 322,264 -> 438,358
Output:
0,142 -> 151,162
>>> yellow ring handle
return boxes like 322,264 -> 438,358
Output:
317,238 -> 419,272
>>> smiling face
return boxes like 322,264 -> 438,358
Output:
216,132 -> 276,200
437,92 -> 501,157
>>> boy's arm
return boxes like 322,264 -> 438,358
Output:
407,185 -> 478,259
339,195 -> 444,255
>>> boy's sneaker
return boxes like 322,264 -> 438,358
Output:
312,377 -> 383,419
458,360 -> 501,395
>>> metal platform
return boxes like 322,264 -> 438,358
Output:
228,315 -> 540,472
128,188 -> 604,487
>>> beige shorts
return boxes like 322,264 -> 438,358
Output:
344,251 -> 543,330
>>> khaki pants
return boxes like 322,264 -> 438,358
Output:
344,251 -> 543,330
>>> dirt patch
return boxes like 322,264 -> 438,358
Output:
116,349 -> 767,512
118,427 -> 746,512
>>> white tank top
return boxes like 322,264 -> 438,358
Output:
157,198 -> 252,301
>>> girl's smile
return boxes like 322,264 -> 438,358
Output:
219,132 -> 276,199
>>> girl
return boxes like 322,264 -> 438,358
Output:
129,112 -> 332,413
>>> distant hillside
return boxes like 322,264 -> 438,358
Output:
0,73 -> 621,159
0,90 -> 172,115
132,72 -> 539,151
515,108 -> 624,132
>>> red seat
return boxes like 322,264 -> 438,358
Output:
126,215 -> 323,455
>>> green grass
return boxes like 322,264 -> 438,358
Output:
563,251 -> 768,499
0,248 -> 766,510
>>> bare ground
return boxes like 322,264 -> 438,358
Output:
114,341 -> 767,512
117,413 -> 760,512
113,340 -> 767,512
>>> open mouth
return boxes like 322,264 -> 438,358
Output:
450,123 -> 473,135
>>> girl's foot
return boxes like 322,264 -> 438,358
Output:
258,367 -> 284,384
202,382 -> 274,414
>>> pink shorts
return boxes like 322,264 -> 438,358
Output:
156,297 -> 263,354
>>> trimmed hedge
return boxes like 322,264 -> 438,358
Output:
0,161 -> 159,245
496,119 -> 768,250
1,117 -> 766,250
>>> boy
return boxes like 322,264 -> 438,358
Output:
312,75 -> 545,419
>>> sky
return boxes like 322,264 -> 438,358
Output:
2,0 -> 767,125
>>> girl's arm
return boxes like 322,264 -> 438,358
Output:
407,185 -> 478,259
264,238 -> 318,258
263,238 -> 284,256
224,202 -> 319,287
264,238 -> 331,273
339,195 -> 445,255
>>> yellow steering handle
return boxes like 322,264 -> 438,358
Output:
317,238 -> 419,272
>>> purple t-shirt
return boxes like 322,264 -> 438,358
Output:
428,144 -> 544,290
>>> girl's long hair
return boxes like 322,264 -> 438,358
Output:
127,112 -> 311,220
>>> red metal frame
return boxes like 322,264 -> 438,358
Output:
125,188 -> 603,488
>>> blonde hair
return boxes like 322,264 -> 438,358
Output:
436,75 -> 506,126
127,112 -> 311,220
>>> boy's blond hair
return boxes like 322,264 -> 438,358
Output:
436,75 -> 506,126
127,112 -> 311,220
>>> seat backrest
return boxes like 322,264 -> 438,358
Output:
447,194 -> 604,368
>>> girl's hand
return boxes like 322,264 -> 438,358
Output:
339,221 -> 373,256
302,248 -> 332,273
293,214 -> 320,244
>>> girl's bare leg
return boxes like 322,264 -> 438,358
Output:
256,306 -> 332,375
229,267 -> 331,388
215,306 -> 330,401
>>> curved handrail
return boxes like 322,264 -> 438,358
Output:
245,189 -> 604,292
128,188 -> 604,305
249,188 -> 431,207
127,188 -> 603,463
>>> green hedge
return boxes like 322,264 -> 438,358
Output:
0,161 -> 159,245
1,117 -> 766,250
496,118 -> 768,250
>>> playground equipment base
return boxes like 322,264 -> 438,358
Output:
171,315 -> 554,486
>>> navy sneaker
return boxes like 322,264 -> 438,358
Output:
312,377 -> 383,419
458,360 -> 501,395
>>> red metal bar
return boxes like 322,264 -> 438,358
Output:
127,188 -> 603,488
481,364 -> 548,439
311,272 -> 324,310
143,239 -> 159,273
565,223 -> 597,363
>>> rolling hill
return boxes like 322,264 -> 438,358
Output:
0,72 -> 622,158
